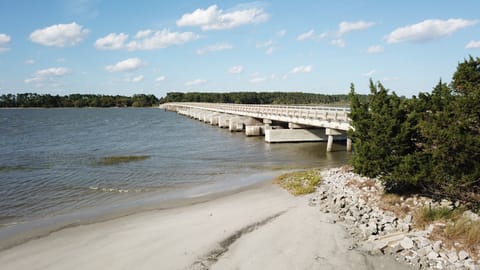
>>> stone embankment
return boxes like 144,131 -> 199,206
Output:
310,168 -> 480,270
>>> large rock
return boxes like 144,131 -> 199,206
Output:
400,237 -> 414,250
427,251 -> 439,260
446,251 -> 458,263
458,250 -> 469,260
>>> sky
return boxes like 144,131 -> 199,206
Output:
0,0 -> 479,97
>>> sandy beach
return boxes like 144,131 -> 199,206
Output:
0,183 -> 410,270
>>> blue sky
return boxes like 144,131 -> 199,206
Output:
0,0 -> 479,97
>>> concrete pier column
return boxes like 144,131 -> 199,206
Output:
265,129 -> 327,143
209,114 -> 219,125
346,137 -> 352,152
202,112 -> 210,122
218,115 -> 230,128
245,126 -> 263,136
326,135 -> 334,152
229,118 -> 243,132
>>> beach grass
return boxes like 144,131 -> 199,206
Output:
273,169 -> 321,196
414,206 -> 464,228
413,206 -> 480,256
97,155 -> 150,166
445,218 -> 480,253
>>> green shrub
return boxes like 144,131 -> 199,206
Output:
274,170 -> 321,196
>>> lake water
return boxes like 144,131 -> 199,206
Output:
0,108 -> 349,243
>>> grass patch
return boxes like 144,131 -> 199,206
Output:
379,193 -> 411,218
97,155 -> 150,166
273,169 -> 321,196
445,218 -> 480,255
414,206 -> 464,229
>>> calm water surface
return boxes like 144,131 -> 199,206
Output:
0,108 -> 349,234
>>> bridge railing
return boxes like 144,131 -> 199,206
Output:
161,102 -> 351,129
163,102 -> 349,112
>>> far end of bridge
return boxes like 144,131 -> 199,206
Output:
160,102 -> 352,152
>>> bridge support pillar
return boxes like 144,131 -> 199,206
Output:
325,128 -> 348,152
265,129 -> 327,143
346,138 -> 352,152
326,135 -> 334,152
245,125 -> 264,136
229,117 -> 243,132
218,115 -> 230,128
208,114 -> 220,125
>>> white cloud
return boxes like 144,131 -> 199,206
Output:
94,29 -> 198,51
185,78 -> 207,86
105,58 -> 143,72
367,45 -> 384,54
135,29 -> 152,39
228,65 -> 244,74
362,69 -> 376,77
29,22 -> 89,47
283,65 -> 313,79
256,40 -> 273,48
94,33 -> 128,50
125,75 -> 144,83
36,67 -> 71,77
296,21 -> 374,46
290,65 -> 313,74
277,29 -> 286,37
330,39 -> 345,48
383,76 -> 399,81
256,40 -> 275,55
132,75 -> 144,83
24,59 -> 35,65
466,40 -> 480,49
338,21 -> 374,36
266,47 -> 276,55
297,30 -> 315,41
250,77 -> 267,84
155,75 -> 166,82
25,67 -> 71,85
176,4 -> 269,31
0,33 -> 11,52
126,29 -> 199,51
197,42 -> 233,55
385,18 -> 478,44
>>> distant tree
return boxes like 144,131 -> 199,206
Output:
0,93 -> 158,108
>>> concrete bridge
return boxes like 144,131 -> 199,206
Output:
160,102 -> 352,152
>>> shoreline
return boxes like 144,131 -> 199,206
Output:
0,175 -> 277,252
0,174 -> 410,270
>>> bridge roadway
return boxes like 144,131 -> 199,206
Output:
160,102 -> 352,152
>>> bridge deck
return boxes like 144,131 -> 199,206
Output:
161,102 -> 351,131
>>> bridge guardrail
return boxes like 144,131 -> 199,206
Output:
160,102 -> 351,129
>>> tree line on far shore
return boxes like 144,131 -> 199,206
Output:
0,91 -> 369,108
0,93 -> 159,108
349,56 -> 480,209
161,91 -> 367,105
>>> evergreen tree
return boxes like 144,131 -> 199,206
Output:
349,80 -> 413,180
417,57 -> 480,204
